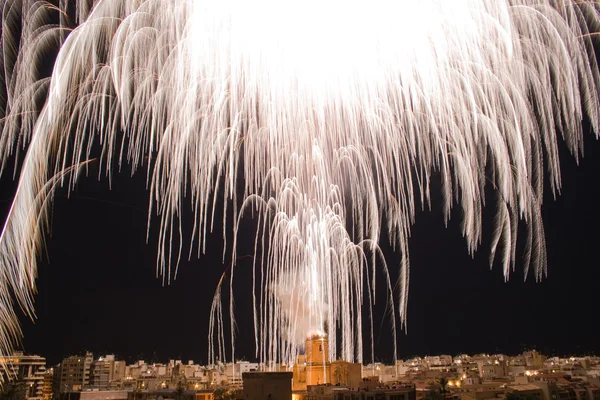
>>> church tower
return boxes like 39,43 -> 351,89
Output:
305,334 -> 330,386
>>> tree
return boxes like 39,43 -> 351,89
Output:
505,392 -> 538,400
438,377 -> 449,396
213,388 -> 235,400
0,382 -> 27,400
425,389 -> 444,400
175,380 -> 186,400
213,388 -> 226,400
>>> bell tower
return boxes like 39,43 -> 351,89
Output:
304,333 -> 330,386
305,334 -> 329,365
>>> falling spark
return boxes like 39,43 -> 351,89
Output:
1,0 -> 599,369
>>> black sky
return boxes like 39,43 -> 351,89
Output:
0,2 -> 599,366
0,128 -> 599,367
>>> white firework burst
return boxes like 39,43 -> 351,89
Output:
0,0 -> 599,369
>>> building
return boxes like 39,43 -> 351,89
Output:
123,389 -> 213,400
55,353 -> 94,394
0,352 -> 47,400
306,334 -> 331,387
330,360 -> 361,388
305,383 -> 416,400
524,352 -> 546,368
480,363 -> 506,380
427,356 -> 453,367
60,390 -> 129,400
506,385 -> 544,400
470,355 -> 507,379
113,360 -> 127,383
225,362 -> 259,386
294,335 -> 331,391
293,334 -> 362,391
42,369 -> 54,400
362,362 -> 408,384
89,355 -> 125,389
242,372 -> 293,400
90,359 -> 112,388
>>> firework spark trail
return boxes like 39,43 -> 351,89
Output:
0,0 -> 599,369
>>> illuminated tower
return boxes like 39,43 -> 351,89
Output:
305,334 -> 330,386
306,334 -> 329,365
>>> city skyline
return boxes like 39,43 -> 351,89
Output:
6,348 -> 600,370
9,346 -> 600,400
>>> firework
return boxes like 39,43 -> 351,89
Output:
1,0 -> 599,368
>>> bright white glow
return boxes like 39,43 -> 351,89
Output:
0,0 -> 599,370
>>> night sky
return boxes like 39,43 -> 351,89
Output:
0,129 -> 598,367
0,3 -> 599,367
